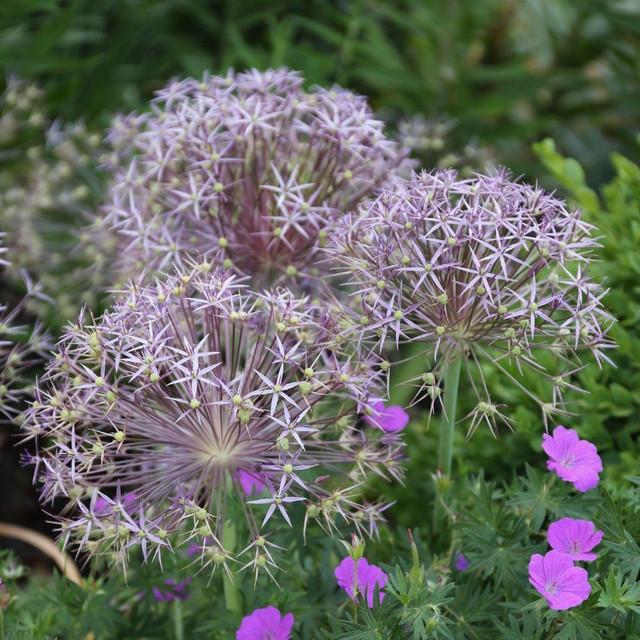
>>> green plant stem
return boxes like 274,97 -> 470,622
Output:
222,516 -> 242,614
172,599 -> 184,640
433,355 -> 462,528
438,355 -> 462,477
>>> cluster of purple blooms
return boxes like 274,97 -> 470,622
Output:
14,66 -> 617,635
529,426 -> 603,610
235,551 -> 388,638
24,266 -> 404,574
102,68 -> 410,289
330,170 -> 613,431
0,236 -> 51,421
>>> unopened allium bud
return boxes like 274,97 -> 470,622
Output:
331,170 -> 614,432
103,68 -> 410,289
24,267 -> 403,572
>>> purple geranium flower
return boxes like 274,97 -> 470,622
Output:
454,553 -> 470,571
365,401 -> 409,434
334,556 -> 388,608
542,426 -> 603,492
236,606 -> 294,640
528,550 -> 591,611
236,469 -> 267,496
152,578 -> 191,602
547,518 -> 603,562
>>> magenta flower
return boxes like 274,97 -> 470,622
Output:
236,606 -> 294,640
365,401 -> 409,434
334,556 -> 388,608
528,550 -> 591,610
236,470 -> 267,497
542,426 -> 603,492
547,518 -> 603,562
152,578 -> 191,602
454,553 -> 470,572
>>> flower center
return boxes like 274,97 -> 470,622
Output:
569,542 -> 581,553
560,454 -> 575,468
545,579 -> 559,595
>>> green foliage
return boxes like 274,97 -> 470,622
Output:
1,1 -> 639,177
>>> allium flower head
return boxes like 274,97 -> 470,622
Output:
0,238 -> 51,421
542,425 -> 602,492
331,169 -> 613,433
24,266 -> 403,572
0,77 -> 114,322
528,550 -> 591,610
236,606 -> 294,640
547,517 -> 603,562
334,556 -> 388,607
103,68 -> 409,288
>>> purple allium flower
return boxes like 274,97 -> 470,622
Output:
547,518 -> 603,562
0,78 -> 114,320
365,401 -> 409,434
152,578 -> 191,602
528,550 -> 591,610
0,238 -> 51,421
102,68 -> 409,289
330,170 -> 613,434
236,606 -> 294,640
334,556 -> 388,608
542,425 -> 602,492
23,266 -> 403,572
454,553 -> 470,571
94,491 -> 139,515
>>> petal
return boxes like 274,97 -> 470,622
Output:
571,471 -> 600,492
543,550 -> 575,577
379,405 -> 409,433
277,612 -> 295,639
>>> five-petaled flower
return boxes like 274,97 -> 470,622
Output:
542,426 -> 603,492
528,550 -> 591,611
334,556 -> 388,608
236,606 -> 294,640
547,517 -> 603,562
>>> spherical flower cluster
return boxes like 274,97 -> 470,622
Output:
0,238 -> 51,421
330,169 -> 613,432
102,68 -> 410,288
0,77 -> 114,321
24,266 -> 403,572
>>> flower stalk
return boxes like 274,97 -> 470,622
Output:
434,354 -> 462,527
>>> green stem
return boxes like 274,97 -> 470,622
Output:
222,516 -> 242,614
433,355 -> 462,529
172,599 -> 184,640
437,355 -> 462,477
